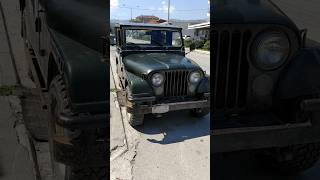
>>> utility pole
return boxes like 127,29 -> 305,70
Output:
167,0 -> 170,23
130,8 -> 133,21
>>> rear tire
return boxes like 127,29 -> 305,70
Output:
127,112 -> 144,126
49,75 -> 106,180
259,143 -> 320,174
65,166 -> 106,180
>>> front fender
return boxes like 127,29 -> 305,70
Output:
52,31 -> 108,113
276,48 -> 320,99
126,71 -> 154,99
197,75 -> 210,94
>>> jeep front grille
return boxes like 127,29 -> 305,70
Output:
213,28 -> 251,111
164,70 -> 190,97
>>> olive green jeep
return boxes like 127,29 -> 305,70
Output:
213,0 -> 320,174
113,23 -> 210,126
20,0 -> 108,179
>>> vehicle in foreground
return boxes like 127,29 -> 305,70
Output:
20,0 -> 108,179
113,23 -> 210,126
212,0 -> 320,173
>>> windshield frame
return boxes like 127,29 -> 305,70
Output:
120,26 -> 184,51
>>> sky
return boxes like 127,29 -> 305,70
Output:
111,0 -> 209,20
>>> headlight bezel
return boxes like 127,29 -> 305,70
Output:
251,30 -> 291,71
150,73 -> 165,87
189,70 -> 203,84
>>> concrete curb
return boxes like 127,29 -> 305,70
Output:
194,49 -> 210,55
110,57 -> 129,160
0,2 -> 39,179
8,96 -> 41,180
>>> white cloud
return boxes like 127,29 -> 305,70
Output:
111,0 -> 119,8
158,1 -> 175,13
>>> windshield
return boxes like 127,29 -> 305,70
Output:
124,29 -> 183,48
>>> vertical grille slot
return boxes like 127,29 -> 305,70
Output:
164,70 -> 190,97
213,28 -> 251,111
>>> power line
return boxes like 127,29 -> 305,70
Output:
168,0 -> 170,23
114,6 -> 207,12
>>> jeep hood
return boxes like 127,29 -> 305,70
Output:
123,53 -> 201,75
213,0 -> 298,29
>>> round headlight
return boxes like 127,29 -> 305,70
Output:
189,71 -> 202,83
252,31 -> 290,70
151,73 -> 164,87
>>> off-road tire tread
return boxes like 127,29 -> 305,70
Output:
49,75 -> 107,180
127,112 -> 144,126
66,166 -> 107,180
263,143 -> 320,174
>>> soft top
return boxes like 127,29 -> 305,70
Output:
116,23 -> 182,30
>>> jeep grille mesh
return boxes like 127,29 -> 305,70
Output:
164,70 -> 191,97
213,29 -> 251,112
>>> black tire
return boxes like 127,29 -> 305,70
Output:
127,112 -> 144,126
49,75 -> 106,180
65,166 -> 106,180
259,143 -> 320,174
190,108 -> 210,117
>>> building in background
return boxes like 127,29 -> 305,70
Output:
188,22 -> 210,41
188,0 -> 210,41
131,15 -> 167,24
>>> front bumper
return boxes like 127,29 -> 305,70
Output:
54,112 -> 108,166
57,112 -> 108,129
213,98 -> 320,153
127,93 -> 210,114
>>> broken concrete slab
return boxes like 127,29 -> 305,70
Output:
0,96 -> 36,180
110,69 -> 127,158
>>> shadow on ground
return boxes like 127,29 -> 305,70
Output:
213,151 -> 320,180
135,110 -> 210,145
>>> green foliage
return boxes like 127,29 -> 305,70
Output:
195,40 -> 206,49
185,39 -> 210,51
184,39 -> 192,47
202,40 -> 210,51
0,85 -> 17,96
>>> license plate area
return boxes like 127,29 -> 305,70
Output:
152,105 -> 169,114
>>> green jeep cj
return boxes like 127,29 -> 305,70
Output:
213,0 -> 320,173
20,0 -> 108,179
113,23 -> 210,126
